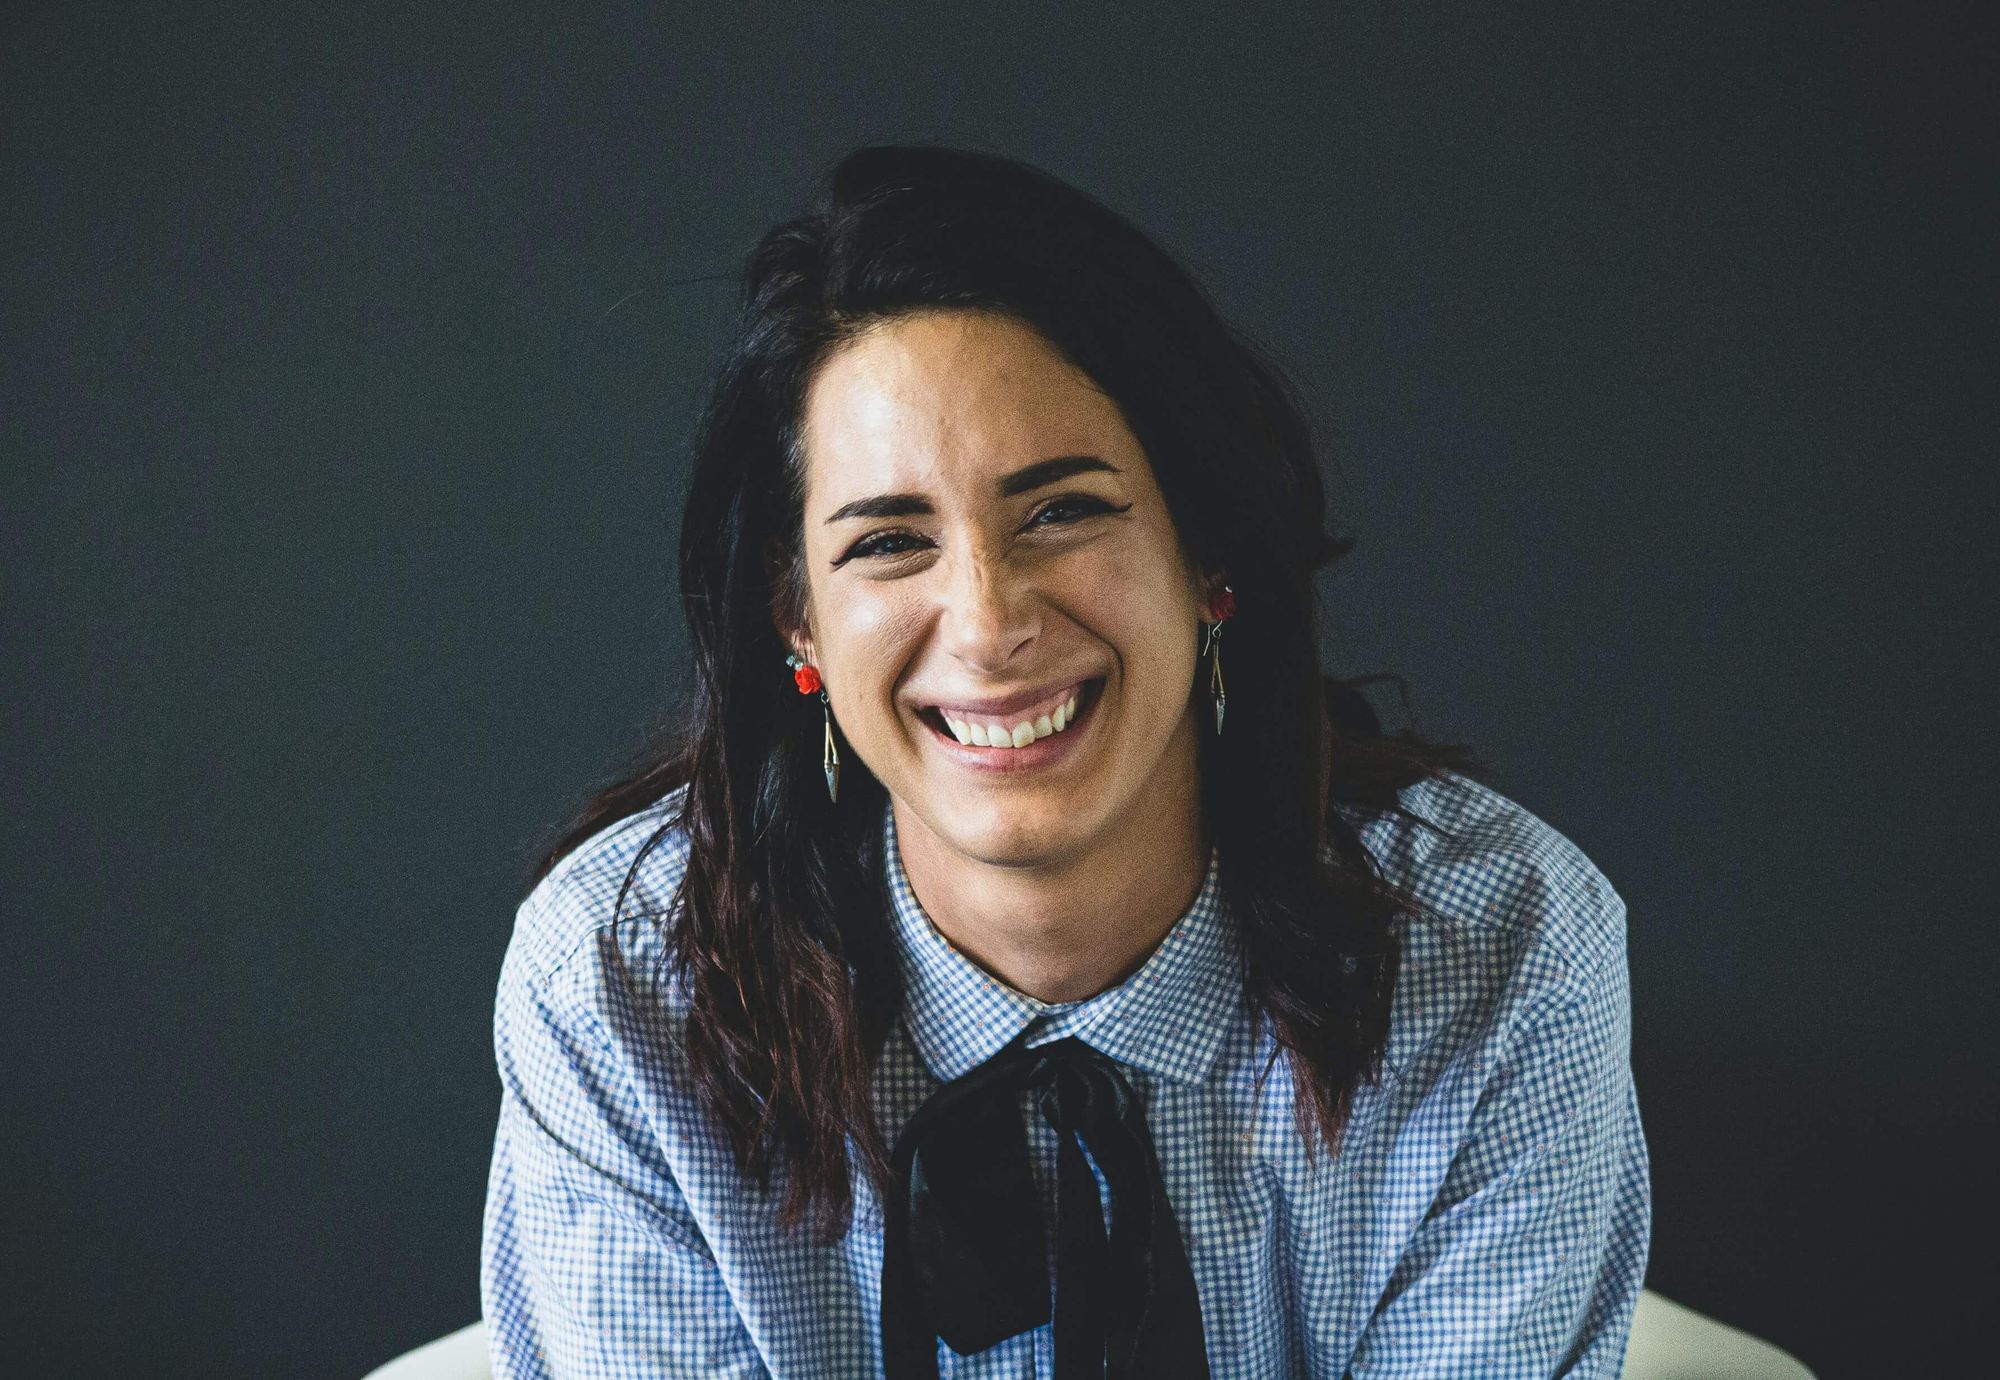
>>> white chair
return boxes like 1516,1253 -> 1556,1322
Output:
1621,1290 -> 1816,1379
361,1321 -> 485,1380
360,1288 -> 1815,1378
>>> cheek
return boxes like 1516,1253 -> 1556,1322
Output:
819,587 -> 923,718
1066,546 -> 1200,682
831,590 -> 903,648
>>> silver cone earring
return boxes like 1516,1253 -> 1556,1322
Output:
786,653 -> 840,802
1202,585 -> 1234,734
822,697 -> 840,802
1205,625 -> 1226,733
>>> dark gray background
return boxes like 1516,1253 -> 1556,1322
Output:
4,2 -> 1992,1376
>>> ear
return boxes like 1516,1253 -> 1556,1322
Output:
780,623 -> 818,667
767,570 -> 817,670
764,530 -> 811,656
774,629 -> 816,668
1196,567 -> 1233,621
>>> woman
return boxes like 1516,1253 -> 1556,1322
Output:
480,146 -> 1650,1379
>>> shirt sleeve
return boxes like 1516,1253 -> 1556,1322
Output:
1346,923 -> 1652,1379
480,932 -> 769,1379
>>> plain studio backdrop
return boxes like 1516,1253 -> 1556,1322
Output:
3,2 -> 1992,1376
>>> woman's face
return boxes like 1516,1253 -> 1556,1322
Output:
790,308 -> 1215,871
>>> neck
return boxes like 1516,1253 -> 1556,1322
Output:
891,718 -> 1208,1005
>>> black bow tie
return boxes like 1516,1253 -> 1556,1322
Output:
880,1035 -> 1211,1379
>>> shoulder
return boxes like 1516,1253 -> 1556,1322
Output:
1349,771 -> 1631,1077
503,784 -> 695,1012
489,786 -> 722,1198
1355,769 -> 1627,984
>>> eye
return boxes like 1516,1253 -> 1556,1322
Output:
1026,493 -> 1127,529
842,529 -> 930,562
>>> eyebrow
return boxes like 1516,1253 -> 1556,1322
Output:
821,455 -> 1121,524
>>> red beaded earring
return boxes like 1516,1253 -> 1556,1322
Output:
785,653 -> 840,802
1202,585 -> 1234,733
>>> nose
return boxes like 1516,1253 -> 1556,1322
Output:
937,549 -> 1039,673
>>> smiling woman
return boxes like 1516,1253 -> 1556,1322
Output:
794,309 -> 1220,1002
479,146 -> 1651,1380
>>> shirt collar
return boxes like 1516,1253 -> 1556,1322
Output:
881,799 -> 1241,1087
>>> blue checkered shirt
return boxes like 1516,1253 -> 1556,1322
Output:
482,772 -> 1650,1377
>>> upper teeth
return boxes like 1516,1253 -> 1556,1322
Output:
942,692 -> 1081,748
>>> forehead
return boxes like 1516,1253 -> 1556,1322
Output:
797,310 -> 1139,505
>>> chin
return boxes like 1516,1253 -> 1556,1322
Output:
929,794 -> 1093,869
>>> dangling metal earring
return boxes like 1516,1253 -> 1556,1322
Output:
786,653 -> 840,802
1202,585 -> 1235,734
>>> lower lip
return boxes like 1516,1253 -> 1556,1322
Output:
920,680 -> 1102,775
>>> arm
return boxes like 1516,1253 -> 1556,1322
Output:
480,935 -> 768,1379
1347,930 -> 1652,1379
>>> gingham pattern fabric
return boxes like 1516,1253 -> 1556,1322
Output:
482,771 -> 1650,1377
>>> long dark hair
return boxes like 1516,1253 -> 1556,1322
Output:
528,146 -> 1484,1242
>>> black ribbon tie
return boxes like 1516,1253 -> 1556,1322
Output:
880,1036 -> 1210,1379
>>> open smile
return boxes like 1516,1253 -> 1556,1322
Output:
916,677 -> 1105,771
